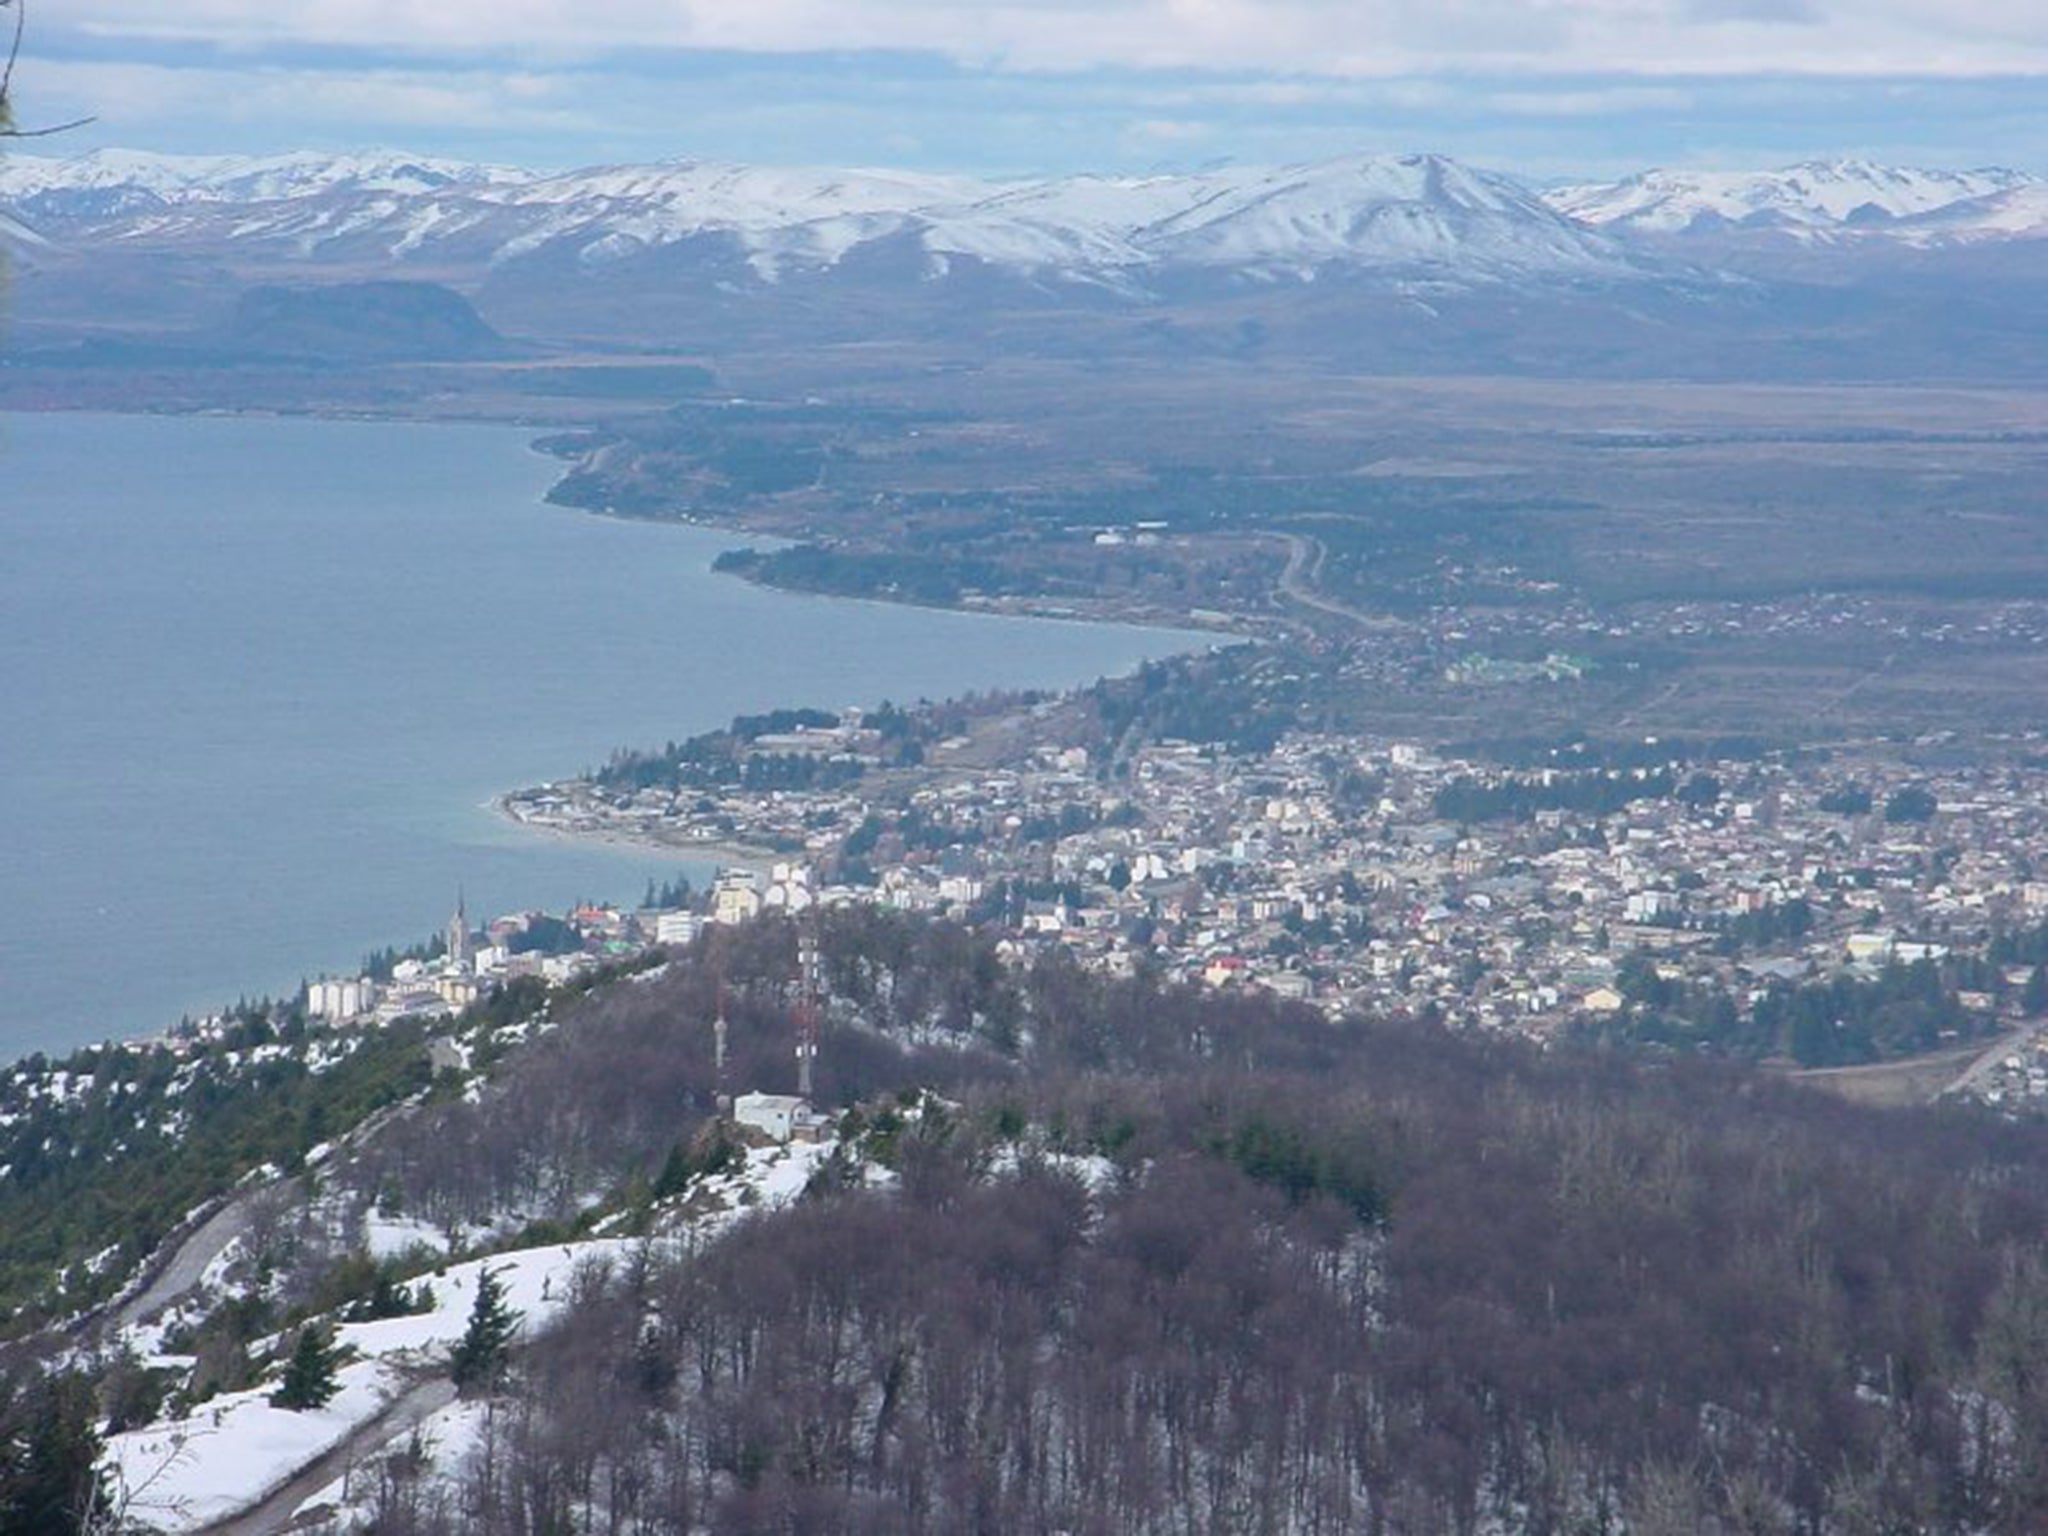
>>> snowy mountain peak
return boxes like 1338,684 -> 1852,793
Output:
0,147 -> 530,207
0,145 -> 1648,286
1547,160 -> 2042,236
1127,151 -> 1631,276
18,144 -> 2044,288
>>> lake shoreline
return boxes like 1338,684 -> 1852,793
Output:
490,793 -> 778,878
2,410 -> 1204,1057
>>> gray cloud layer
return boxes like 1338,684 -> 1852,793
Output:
63,0 -> 2048,76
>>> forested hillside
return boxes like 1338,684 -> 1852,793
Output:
287,913 -> 2048,1534
9,909 -> 2048,1531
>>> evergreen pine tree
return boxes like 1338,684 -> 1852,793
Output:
448,1265 -> 521,1394
652,1142 -> 694,1201
271,1324 -> 340,1411
0,1372 -> 106,1535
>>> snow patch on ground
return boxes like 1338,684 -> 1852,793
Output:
291,1396 -> 497,1528
107,1360 -> 397,1531
363,1213 -> 445,1261
98,1128 -> 855,1531
103,1240 -> 641,1532
987,1143 -> 1122,1195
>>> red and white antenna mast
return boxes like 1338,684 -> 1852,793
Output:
794,913 -> 821,1101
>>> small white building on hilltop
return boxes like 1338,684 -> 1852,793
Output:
732,1091 -> 830,1145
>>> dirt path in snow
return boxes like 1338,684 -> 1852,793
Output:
198,1378 -> 459,1536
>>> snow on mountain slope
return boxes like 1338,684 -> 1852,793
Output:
200,150 -> 531,203
1140,153 -> 1631,276
506,158 -> 973,226
478,159 -> 977,273
103,1241 -> 644,1532
1547,159 -> 2040,237
100,1134 -> 847,1533
0,148 -> 528,208
0,150 -> 532,257
12,147 -> 2045,284
507,152 -> 1637,279
0,146 -> 1647,287
1885,183 -> 2048,246
0,149 -> 250,201
912,170 -> 1230,272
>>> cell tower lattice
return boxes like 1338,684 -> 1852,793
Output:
795,917 -> 821,1101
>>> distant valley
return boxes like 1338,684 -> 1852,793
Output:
6,146 -> 2046,753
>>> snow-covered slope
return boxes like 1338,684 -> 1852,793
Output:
103,1241 -> 642,1532
0,146 -> 1647,288
18,146 -> 2038,295
0,149 -> 532,250
100,1131 -> 848,1533
1548,159 -> 2040,238
1135,153 -> 1627,277
1885,183 -> 2048,247
0,147 -> 528,206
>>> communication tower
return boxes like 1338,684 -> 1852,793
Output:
794,914 -> 822,1101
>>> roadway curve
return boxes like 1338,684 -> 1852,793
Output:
111,1183 -> 295,1338
198,1378 -> 459,1536
1272,533 -> 1402,631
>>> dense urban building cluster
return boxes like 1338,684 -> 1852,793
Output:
501,706 -> 2048,1102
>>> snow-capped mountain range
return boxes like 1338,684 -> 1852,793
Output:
0,149 -> 1636,287
2,149 -> 2041,295
1546,159 -> 2045,245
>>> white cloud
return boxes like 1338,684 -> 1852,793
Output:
1118,116 -> 1216,156
56,0 -> 2048,76
1485,85 -> 1697,117
20,57 -> 594,137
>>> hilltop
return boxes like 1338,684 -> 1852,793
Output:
6,904 -> 2048,1533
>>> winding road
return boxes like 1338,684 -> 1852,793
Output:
1272,533 -> 1403,631
112,1186 -> 292,1338
198,1378 -> 459,1536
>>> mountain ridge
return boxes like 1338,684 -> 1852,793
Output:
1546,158 -> 2046,244
8,147 -> 2043,295
7,146 -> 2046,382
0,147 -> 1651,287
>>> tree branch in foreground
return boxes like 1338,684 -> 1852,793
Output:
0,0 -> 97,139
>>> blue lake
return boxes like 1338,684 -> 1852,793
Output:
0,412 -> 1199,1056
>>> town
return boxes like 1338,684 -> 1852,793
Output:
475,682 -> 2048,1112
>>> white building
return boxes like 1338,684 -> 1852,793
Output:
711,869 -> 764,926
306,977 -> 378,1021
1624,891 -> 1675,923
656,911 -> 702,946
764,862 -> 816,912
732,1092 -> 828,1144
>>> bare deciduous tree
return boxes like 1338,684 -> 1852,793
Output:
0,0 -> 94,138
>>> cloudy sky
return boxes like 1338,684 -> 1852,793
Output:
14,0 -> 2048,176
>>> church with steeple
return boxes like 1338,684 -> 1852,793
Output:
447,890 -> 475,972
